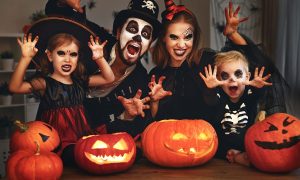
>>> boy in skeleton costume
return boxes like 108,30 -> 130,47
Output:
200,50 -> 272,166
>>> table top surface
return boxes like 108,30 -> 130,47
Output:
61,158 -> 300,180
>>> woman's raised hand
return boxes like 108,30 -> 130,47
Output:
148,75 -> 172,102
223,1 -> 249,36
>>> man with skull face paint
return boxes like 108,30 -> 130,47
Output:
50,0 -> 161,138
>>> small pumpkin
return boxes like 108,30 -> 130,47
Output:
245,113 -> 300,172
6,142 -> 63,180
10,120 -> 60,152
74,132 -> 136,174
142,119 -> 218,167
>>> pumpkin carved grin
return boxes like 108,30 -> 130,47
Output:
84,148 -> 135,165
255,135 -> 300,150
164,142 -> 215,158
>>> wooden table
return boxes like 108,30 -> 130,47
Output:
62,158 -> 300,179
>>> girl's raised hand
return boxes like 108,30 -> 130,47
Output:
88,35 -> 107,61
148,75 -> 172,102
244,67 -> 272,88
199,64 -> 224,88
17,33 -> 39,59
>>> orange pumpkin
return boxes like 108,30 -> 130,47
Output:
142,119 -> 218,167
10,120 -> 60,152
245,113 -> 300,172
6,142 -> 63,180
74,132 -> 136,174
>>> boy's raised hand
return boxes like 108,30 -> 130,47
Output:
17,33 -> 39,59
199,64 -> 224,88
88,35 -> 107,61
148,75 -> 172,102
244,67 -> 272,88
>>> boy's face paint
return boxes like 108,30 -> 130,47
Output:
218,60 -> 250,102
118,18 -> 153,65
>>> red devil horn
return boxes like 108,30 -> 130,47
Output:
164,0 -> 177,12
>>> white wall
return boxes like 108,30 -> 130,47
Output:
0,0 -> 47,34
0,0 -> 210,46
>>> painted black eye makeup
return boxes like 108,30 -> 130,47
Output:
183,28 -> 193,41
184,33 -> 193,40
234,69 -> 243,79
126,20 -> 138,34
57,50 -> 65,56
141,25 -> 152,40
169,34 -> 178,40
69,52 -> 78,57
56,51 -> 78,57
220,71 -> 229,81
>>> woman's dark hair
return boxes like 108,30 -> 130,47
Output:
39,33 -> 88,82
152,11 -> 201,68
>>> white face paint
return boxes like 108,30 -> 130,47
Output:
119,18 -> 153,65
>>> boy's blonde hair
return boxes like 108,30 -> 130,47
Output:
214,50 -> 249,72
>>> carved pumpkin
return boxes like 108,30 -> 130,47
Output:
6,142 -> 63,180
142,119 -> 218,167
245,113 -> 300,172
10,120 -> 60,152
74,132 -> 136,174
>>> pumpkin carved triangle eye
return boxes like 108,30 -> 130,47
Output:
92,140 -> 108,149
39,133 -> 50,142
172,133 -> 188,140
113,139 -> 128,150
283,117 -> 295,127
264,122 -> 278,132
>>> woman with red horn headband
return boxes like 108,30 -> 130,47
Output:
148,0 -> 287,166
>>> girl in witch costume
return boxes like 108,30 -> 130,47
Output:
149,0 -> 287,121
9,32 -> 114,165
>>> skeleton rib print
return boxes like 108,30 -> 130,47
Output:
221,103 -> 249,135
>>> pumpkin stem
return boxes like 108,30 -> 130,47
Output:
14,120 -> 29,132
34,141 -> 40,155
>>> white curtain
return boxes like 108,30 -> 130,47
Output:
275,0 -> 300,118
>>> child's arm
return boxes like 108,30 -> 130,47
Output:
244,67 -> 272,88
148,75 -> 172,118
88,36 -> 115,87
9,34 -> 39,94
199,64 -> 225,89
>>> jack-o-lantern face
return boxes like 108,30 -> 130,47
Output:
245,113 -> 300,173
74,132 -> 136,174
142,119 -> 218,167
10,120 -> 60,152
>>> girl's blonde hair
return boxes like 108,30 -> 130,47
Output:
214,50 -> 249,72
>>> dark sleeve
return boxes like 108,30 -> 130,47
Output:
221,34 -> 288,115
106,112 -> 153,138
107,63 -> 154,137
